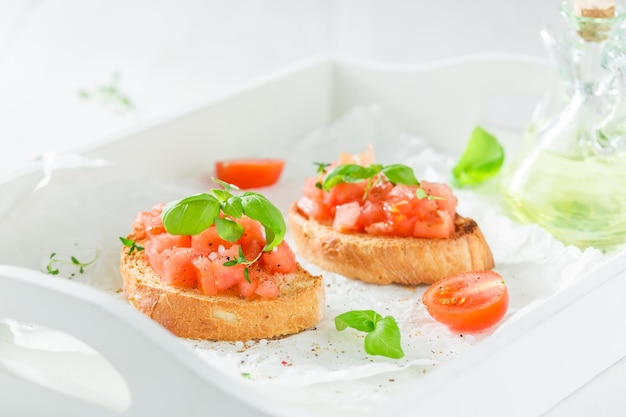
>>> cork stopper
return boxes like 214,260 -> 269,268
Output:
574,0 -> 615,17
574,0 -> 616,41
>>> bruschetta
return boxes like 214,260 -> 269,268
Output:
287,147 -> 494,285
120,185 -> 324,341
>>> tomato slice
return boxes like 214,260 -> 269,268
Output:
422,270 -> 509,332
215,159 -> 285,189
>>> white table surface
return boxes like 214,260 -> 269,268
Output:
1,1 -> 624,416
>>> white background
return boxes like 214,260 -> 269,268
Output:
0,0 -> 561,176
0,1 -> 623,416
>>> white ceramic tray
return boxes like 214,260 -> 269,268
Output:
1,55 -> 625,417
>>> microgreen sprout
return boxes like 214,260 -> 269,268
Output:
335,310 -> 404,359
78,71 -> 136,113
315,162 -> 331,174
45,251 -> 99,277
119,237 -> 144,254
415,188 -> 446,201
222,245 -> 260,283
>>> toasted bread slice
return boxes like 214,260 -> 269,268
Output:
120,246 -> 325,341
288,203 -> 494,285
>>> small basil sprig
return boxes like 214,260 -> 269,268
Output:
119,237 -> 144,254
45,251 -> 99,276
321,163 -> 419,191
335,310 -> 404,359
161,180 -> 286,253
452,125 -> 504,186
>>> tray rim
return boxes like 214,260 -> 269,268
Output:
1,54 -> 625,417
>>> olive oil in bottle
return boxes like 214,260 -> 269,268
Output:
500,0 -> 626,249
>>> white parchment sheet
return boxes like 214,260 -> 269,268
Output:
0,105 -> 612,415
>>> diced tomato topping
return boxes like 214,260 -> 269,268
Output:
296,196 -> 332,223
194,247 -> 246,295
161,247 -> 198,288
134,206 -> 285,299
145,234 -> 192,276
238,270 -> 260,299
191,225 -> 234,256
413,210 -> 455,239
260,241 -> 297,274
297,150 -> 458,239
237,215 -> 266,260
255,277 -> 280,298
333,201 -> 361,232
133,204 -> 166,238
358,200 -> 386,228
337,144 -> 376,166
324,182 -> 366,212
421,181 -> 458,218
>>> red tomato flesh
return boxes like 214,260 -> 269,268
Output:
215,159 -> 284,189
422,270 -> 509,332
295,153 -> 459,239
140,213 -> 294,299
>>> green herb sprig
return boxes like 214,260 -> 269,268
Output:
119,237 -> 144,254
45,251 -> 99,276
222,245 -> 255,283
335,310 -> 404,359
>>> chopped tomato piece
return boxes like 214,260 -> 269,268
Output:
161,247 -> 198,288
358,200 -> 386,228
422,270 -> 509,332
215,159 -> 284,189
260,241 -> 296,274
413,210 -> 454,239
296,196 -> 332,223
296,147 -> 459,239
191,226 -> 234,256
421,181 -> 458,218
333,201 -> 361,232
237,215 -> 266,260
133,204 -> 166,238
324,182 -> 366,210
194,246 -> 247,295
255,278 -> 280,298
238,269 -> 260,299
144,234 -> 192,276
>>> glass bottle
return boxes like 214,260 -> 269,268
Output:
499,0 -> 626,250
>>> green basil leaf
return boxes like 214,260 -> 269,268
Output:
210,188 -> 234,203
452,126 -> 505,186
238,192 -> 286,251
162,193 -> 221,235
212,177 -> 238,193
364,316 -> 404,359
322,164 -> 382,191
381,164 -> 419,186
335,310 -> 404,359
214,217 -> 244,242
221,196 -> 244,218
335,310 -> 381,332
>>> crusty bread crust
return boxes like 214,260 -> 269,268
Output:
120,246 -> 325,341
288,203 -> 494,285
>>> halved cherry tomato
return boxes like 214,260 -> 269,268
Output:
422,270 -> 509,332
215,159 -> 285,189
